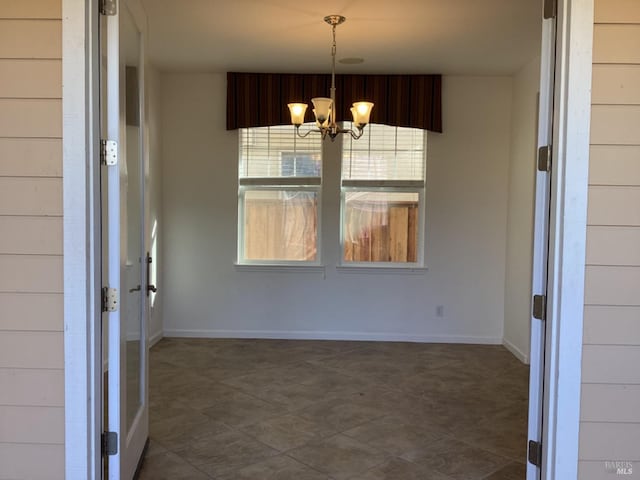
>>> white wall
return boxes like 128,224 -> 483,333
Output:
160,73 -> 513,342
503,56 -> 541,363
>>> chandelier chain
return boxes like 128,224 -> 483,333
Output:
330,23 -> 337,115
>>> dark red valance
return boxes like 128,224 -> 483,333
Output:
227,72 -> 442,133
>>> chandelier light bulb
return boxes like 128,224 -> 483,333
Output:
352,102 -> 374,128
287,103 -> 308,126
312,97 -> 333,127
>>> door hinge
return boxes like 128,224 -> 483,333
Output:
100,139 -> 118,166
533,294 -> 546,321
538,145 -> 552,172
99,0 -> 117,16
544,0 -> 557,19
102,287 -> 118,312
102,431 -> 118,456
528,440 -> 542,467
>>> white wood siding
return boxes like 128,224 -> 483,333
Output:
0,138 -> 62,177
589,145 -> 640,186
580,1 -> 640,477
0,2 -> 64,479
0,444 -> 64,480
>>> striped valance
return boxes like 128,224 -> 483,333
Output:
227,72 -> 442,133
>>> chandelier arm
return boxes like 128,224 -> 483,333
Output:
349,128 -> 365,140
345,128 -> 364,140
294,126 -> 319,139
332,126 -> 365,140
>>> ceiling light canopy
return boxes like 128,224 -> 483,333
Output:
288,15 -> 374,141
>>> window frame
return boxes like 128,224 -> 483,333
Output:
339,126 -> 427,268
237,184 -> 323,266
236,124 -> 323,266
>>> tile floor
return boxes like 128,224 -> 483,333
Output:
139,339 -> 529,480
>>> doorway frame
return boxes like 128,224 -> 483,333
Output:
62,0 -> 593,478
540,0 -> 593,478
63,0 -> 102,479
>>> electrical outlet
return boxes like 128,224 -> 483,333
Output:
436,305 -> 444,317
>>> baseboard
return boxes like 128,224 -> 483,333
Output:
163,328 -> 502,345
126,332 -> 141,342
503,338 -> 530,364
149,330 -> 164,347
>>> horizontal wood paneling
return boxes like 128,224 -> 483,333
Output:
586,226 -> 640,265
0,443 -> 64,480
0,177 -> 61,216
0,293 -> 62,331
0,368 -> 63,406
0,332 -> 63,369
595,0 -> 640,23
584,266 -> 640,305
587,186 -> 640,226
579,422 -> 640,460
0,406 -> 63,444
0,138 -> 62,177
584,306 -> 640,345
0,217 -> 62,255
589,145 -> 640,185
581,384 -> 640,422
593,24 -> 640,64
0,98 -> 61,138
582,1 -> 640,467
0,2 -> 65,473
582,345 -> 640,384
0,255 -> 62,293
0,19 -> 61,59
591,105 -> 640,145
0,1 -> 61,19
0,59 -> 61,98
592,64 -> 640,105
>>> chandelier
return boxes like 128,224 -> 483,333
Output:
287,15 -> 374,141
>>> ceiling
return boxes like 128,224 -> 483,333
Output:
138,0 -> 542,75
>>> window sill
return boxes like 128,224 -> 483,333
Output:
336,265 -> 428,275
234,263 -> 326,274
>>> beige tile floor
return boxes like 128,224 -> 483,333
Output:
139,339 -> 528,480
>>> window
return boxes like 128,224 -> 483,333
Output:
341,124 -> 426,265
238,124 -> 322,264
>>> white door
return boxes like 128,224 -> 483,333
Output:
527,2 -> 557,479
101,1 -> 149,478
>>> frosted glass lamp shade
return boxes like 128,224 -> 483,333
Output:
311,97 -> 333,127
288,103 -> 308,126
350,107 -> 359,127
351,102 -> 374,127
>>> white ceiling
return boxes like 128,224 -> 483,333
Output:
138,0 -> 542,75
